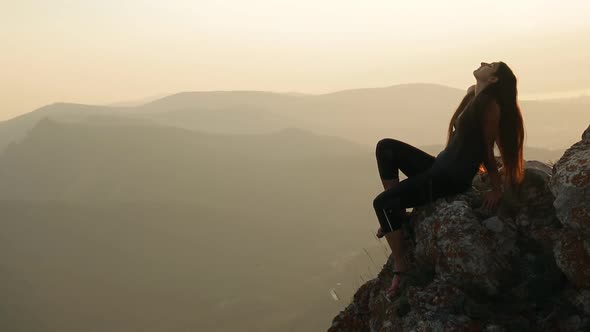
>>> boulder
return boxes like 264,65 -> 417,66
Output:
549,127 -> 590,237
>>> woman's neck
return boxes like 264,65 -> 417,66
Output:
474,81 -> 491,96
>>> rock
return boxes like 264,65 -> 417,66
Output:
515,162 -> 560,229
413,198 -> 517,296
525,160 -> 553,174
484,324 -> 506,332
549,131 -> 590,237
401,279 -> 479,332
558,315 -> 582,332
562,287 -> 590,316
483,216 -> 504,233
512,161 -> 563,255
574,290 -> 590,316
328,125 -> 590,331
554,230 -> 590,288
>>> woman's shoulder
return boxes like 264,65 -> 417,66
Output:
475,90 -> 493,102
478,91 -> 501,112
471,91 -> 497,112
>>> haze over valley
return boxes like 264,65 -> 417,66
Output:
0,84 -> 586,331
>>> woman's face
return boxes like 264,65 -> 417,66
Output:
473,62 -> 499,83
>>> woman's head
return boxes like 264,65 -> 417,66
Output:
473,62 -> 500,84
478,61 -> 518,105
448,61 -> 525,193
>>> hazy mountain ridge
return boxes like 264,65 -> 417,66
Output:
0,117 -> 562,203
138,90 -> 301,113
540,95 -> 590,104
0,83 -> 587,154
0,118 -> 372,201
139,103 -> 311,135
0,102 -> 128,151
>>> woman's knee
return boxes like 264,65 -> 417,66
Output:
373,194 -> 383,210
373,190 -> 400,211
376,138 -> 399,159
373,191 -> 387,211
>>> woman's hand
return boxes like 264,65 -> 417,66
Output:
481,188 -> 502,212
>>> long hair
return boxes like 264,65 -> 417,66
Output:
445,89 -> 475,147
446,62 -> 526,193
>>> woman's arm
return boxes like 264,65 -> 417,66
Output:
481,99 -> 503,191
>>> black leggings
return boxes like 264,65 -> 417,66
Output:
373,138 -> 471,234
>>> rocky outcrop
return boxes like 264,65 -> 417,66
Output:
550,125 -> 590,237
329,124 -> 590,332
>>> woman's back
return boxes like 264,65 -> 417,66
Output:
429,92 -> 491,185
430,131 -> 480,181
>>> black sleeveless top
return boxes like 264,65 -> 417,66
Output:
429,91 -> 490,185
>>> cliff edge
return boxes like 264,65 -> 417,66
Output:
329,124 -> 590,332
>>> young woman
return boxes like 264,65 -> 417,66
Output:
374,61 -> 525,299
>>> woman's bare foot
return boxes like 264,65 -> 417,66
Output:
385,258 -> 409,299
386,272 -> 404,297
376,226 -> 385,238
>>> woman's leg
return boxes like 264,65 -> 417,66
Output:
373,171 -> 450,295
375,138 -> 436,184
375,138 -> 436,236
374,138 -> 440,295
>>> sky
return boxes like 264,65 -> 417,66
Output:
1,0 -> 590,121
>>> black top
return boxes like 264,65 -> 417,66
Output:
429,129 -> 481,183
429,92 -> 490,185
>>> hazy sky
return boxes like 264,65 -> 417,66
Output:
2,0 -> 590,120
